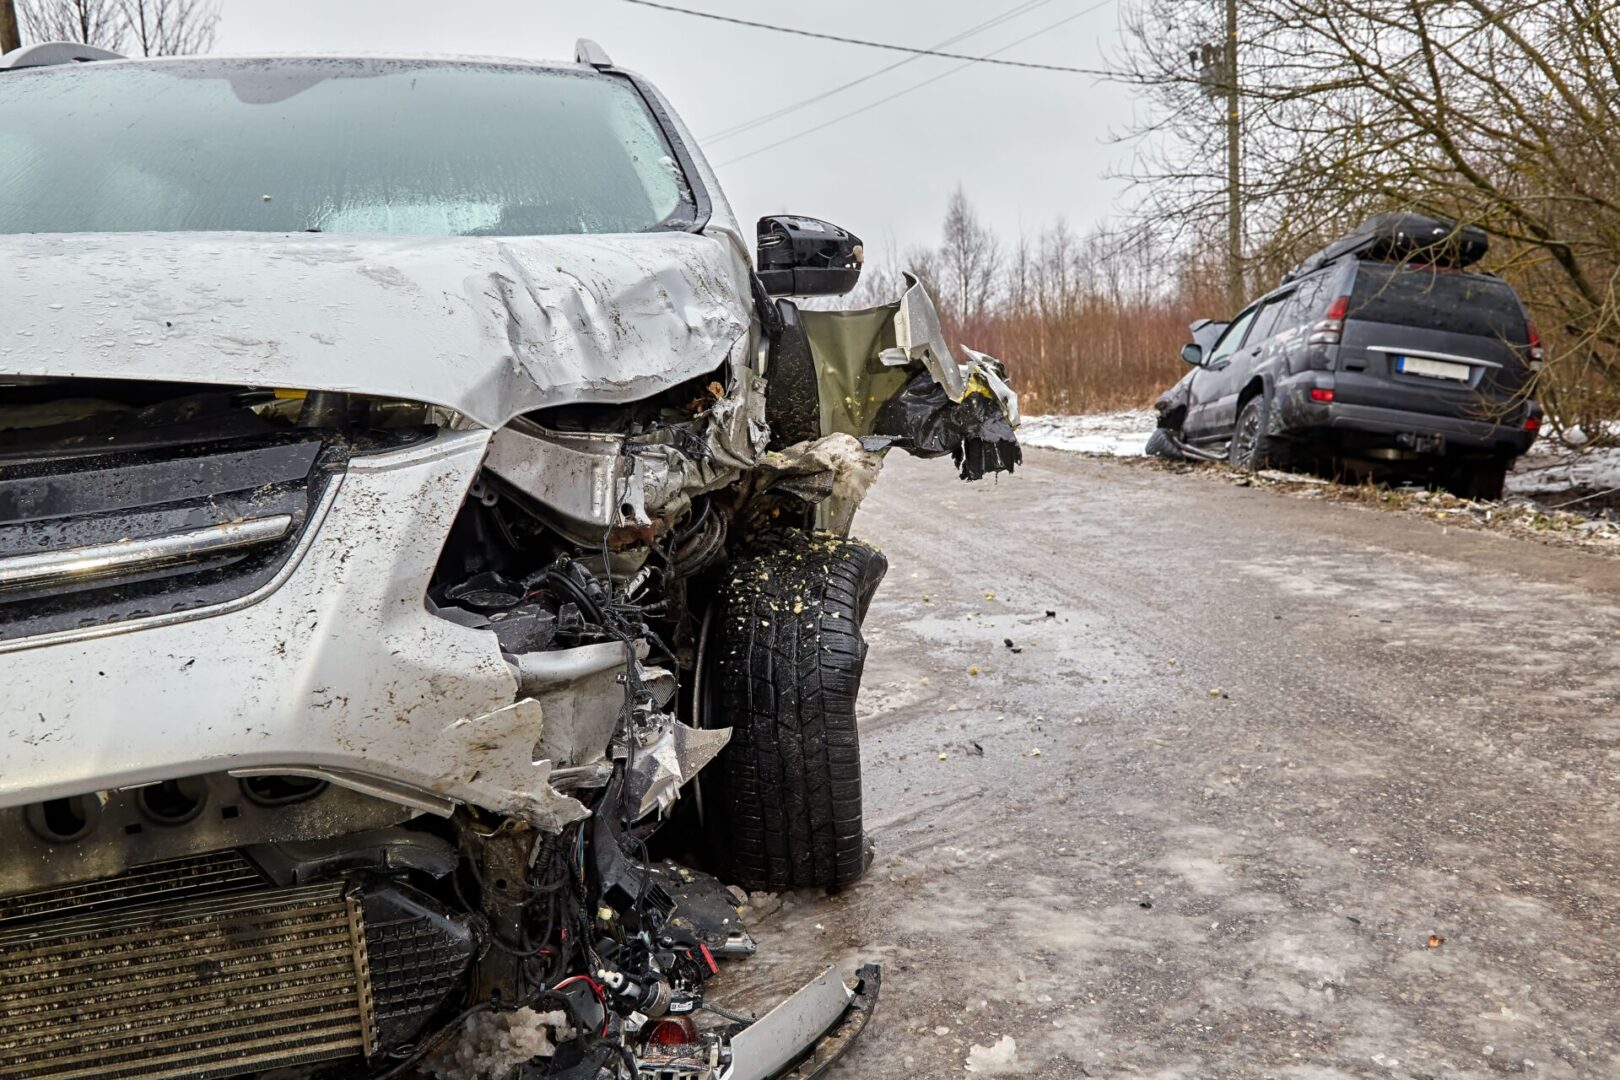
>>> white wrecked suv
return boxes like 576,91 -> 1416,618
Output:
0,41 -> 1020,1080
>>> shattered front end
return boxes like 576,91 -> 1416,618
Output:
0,115 -> 1015,1080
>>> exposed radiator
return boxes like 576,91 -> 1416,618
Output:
0,880 -> 379,1080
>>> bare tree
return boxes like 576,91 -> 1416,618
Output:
19,0 -> 125,50
19,0 -> 216,54
1119,0 -> 1620,431
939,186 -> 1002,328
119,0 -> 215,56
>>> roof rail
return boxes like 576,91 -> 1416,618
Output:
0,42 -> 126,71
574,38 -> 613,69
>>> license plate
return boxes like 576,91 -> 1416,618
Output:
1396,355 -> 1471,382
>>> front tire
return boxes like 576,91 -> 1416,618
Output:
1145,427 -> 1184,460
705,531 -> 887,891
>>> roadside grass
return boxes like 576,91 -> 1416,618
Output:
1127,455 -> 1620,554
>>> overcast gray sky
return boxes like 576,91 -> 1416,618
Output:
215,0 -> 1141,261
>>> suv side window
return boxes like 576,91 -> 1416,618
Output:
1281,272 -> 1330,328
1246,294 -> 1291,345
1206,307 -> 1259,365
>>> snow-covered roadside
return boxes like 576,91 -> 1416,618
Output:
1017,411 -> 1157,456
1021,411 -> 1620,502
1506,428 -> 1620,504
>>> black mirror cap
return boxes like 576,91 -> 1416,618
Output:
757,215 -> 864,297
1180,342 -> 1204,366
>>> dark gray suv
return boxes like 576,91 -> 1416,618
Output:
1150,214 -> 1542,499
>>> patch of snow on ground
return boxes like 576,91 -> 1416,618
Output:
965,1035 -> 1021,1074
1018,411 -> 1156,457
1508,432 -> 1620,503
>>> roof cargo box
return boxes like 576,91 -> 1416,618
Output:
1283,212 -> 1488,283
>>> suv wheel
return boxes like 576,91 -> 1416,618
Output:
1230,396 -> 1290,472
1145,427 -> 1184,460
703,530 -> 887,891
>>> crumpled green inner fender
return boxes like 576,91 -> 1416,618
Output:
799,304 -> 912,439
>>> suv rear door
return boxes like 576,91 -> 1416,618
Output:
1187,292 -> 1293,439
1335,263 -> 1533,419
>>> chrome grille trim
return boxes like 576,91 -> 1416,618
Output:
0,515 -> 293,593
0,476 -> 341,656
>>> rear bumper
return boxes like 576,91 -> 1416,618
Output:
1274,376 -> 1538,456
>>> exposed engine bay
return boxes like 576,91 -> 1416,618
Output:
0,270 -> 1014,1078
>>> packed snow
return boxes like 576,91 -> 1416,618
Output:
1022,411 -> 1620,508
1017,411 -> 1156,456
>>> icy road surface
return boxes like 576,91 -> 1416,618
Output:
714,448 -> 1620,1079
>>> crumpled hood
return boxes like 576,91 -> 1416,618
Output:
0,230 -> 752,429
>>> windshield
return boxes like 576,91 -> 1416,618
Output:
0,59 -> 694,236
1349,264 -> 1528,343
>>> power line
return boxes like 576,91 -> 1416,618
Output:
705,0 -> 1063,144
715,3 -> 1115,168
618,0 -> 1110,75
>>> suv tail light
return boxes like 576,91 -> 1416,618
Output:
1528,323 -> 1545,371
1308,295 -> 1350,345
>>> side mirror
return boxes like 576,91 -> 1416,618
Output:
1180,343 -> 1204,367
757,216 -> 863,297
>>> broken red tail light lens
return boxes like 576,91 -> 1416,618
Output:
1308,295 -> 1350,345
1528,323 -> 1545,370
1309,388 -> 1335,402
647,1017 -> 699,1046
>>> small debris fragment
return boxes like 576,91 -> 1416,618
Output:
938,752 -> 949,761
970,741 -> 985,756
934,1025 -> 951,1036
984,592 -> 995,601
968,666 -> 980,676
1044,610 -> 1056,618
1002,638 -> 1022,654
965,1035 -> 1019,1075
1427,934 -> 1446,948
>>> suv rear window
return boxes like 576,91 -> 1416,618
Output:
1348,263 -> 1527,343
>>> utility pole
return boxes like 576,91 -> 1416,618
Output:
1,0 -> 21,55
1223,0 -> 1241,312
1194,5 -> 1243,310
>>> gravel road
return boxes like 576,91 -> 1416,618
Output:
711,447 -> 1620,1079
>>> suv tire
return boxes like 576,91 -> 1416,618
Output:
1229,396 -> 1291,472
1145,427 -> 1184,461
705,530 -> 887,891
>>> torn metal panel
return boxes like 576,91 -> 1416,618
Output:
794,275 -> 1021,483
0,230 -> 754,431
626,720 -> 731,819
485,354 -> 769,540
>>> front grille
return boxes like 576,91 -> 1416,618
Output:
0,434 -> 335,644
0,882 -> 378,1080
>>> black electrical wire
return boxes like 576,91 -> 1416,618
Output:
703,0 -> 1062,143
618,0 -> 1111,74
715,2 -> 1116,168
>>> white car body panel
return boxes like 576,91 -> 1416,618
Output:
0,229 -> 752,429
0,430 -> 587,828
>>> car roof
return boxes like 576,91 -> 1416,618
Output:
3,52 -> 599,75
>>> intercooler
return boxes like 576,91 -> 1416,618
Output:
0,880 -> 380,1080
